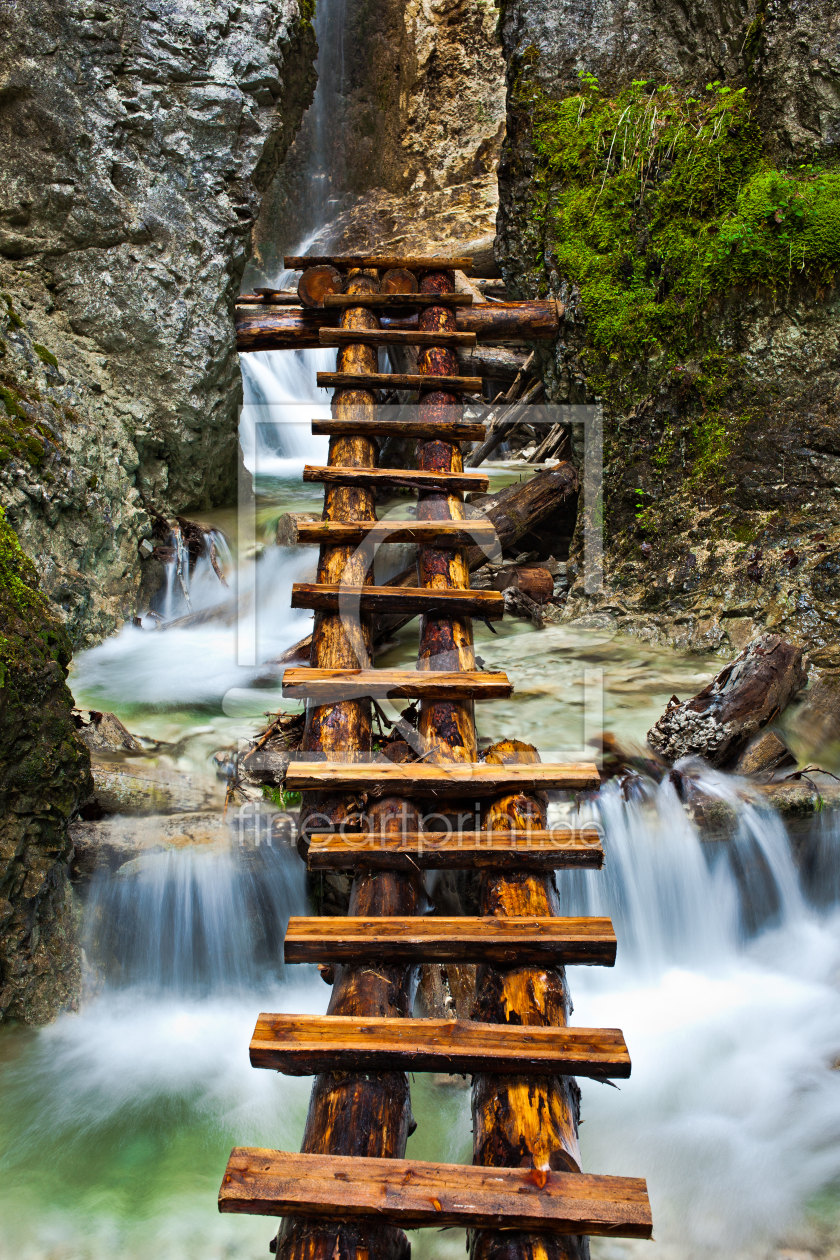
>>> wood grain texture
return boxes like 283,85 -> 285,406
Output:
290,584 -> 505,620
302,465 -> 489,492
282,669 -> 511,701
283,916 -> 616,966
320,329 -> 477,348
284,761 -> 600,796
316,372 -> 482,392
219,1150 -> 652,1237
293,520 -> 496,545
235,301 -> 562,352
248,1015 -> 630,1078
311,418 -> 486,441
305,830 -> 605,872
324,294 -> 473,309
285,256 -> 475,271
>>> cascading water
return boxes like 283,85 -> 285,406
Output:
4,3 -> 840,1257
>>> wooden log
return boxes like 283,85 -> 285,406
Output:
310,418 -> 486,441
324,293 -> 473,310
282,916 -> 617,966
471,739 -> 591,1260
491,566 -> 555,605
290,583 -> 505,620
285,255 -> 474,272
248,1015 -> 630,1077
312,418 -> 486,443
219,1150 -> 653,1238
291,520 -> 496,546
466,380 -> 546,467
282,668 -> 512,701
305,829 -> 605,872
235,301 -> 562,351
319,329 -> 477,348
646,633 -> 807,768
302,465 -> 489,492
458,347 -> 529,382
284,761 -> 600,797
381,268 -> 419,294
315,372 -> 482,392
298,266 -> 345,309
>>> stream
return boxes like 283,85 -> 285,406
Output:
3,0 -> 840,1256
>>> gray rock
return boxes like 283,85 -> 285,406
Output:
0,0 -> 316,646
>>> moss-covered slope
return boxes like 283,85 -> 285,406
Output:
496,1 -> 840,654
0,507 -> 91,1024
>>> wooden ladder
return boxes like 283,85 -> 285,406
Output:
219,255 -> 652,1257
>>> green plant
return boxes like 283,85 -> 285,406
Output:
33,343 -> 58,370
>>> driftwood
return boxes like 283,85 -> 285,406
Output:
466,380 -> 545,467
235,301 -> 563,352
458,347 -> 528,382
491,565 -> 554,604
647,634 -> 807,768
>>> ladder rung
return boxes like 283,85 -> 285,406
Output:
306,829 -> 605,871
290,583 -> 504,621
283,915 -> 616,966
218,1149 -> 653,1237
316,372 -> 483,392
319,328 -> 477,348
249,1015 -> 631,1078
284,759 -> 600,796
311,418 -> 486,441
323,293 -> 473,309
281,668 -> 511,701
302,465 -> 489,493
292,520 -> 496,546
284,255 -> 476,272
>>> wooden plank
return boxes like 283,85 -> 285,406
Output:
316,372 -> 483,392
219,1150 -> 653,1237
319,328 -> 477,348
306,829 -> 606,871
248,1014 -> 630,1078
293,520 -> 496,546
283,916 -> 616,966
290,584 -> 505,621
285,255 -> 475,272
311,418 -> 486,441
284,759 -> 601,796
324,294 -> 473,309
302,465 -> 489,492
282,669 -> 512,701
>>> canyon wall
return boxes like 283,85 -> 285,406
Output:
249,0 -> 506,274
496,0 -> 840,656
0,0 -> 316,649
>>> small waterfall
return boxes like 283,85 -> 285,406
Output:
84,842 -> 307,994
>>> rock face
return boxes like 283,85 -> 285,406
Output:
249,0 -> 505,275
495,0 -> 840,654
0,507 -> 92,1024
0,0 -> 316,647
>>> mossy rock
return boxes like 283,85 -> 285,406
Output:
0,506 -> 92,1024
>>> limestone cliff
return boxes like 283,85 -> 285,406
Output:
0,506 -> 92,1024
249,0 -> 505,273
0,0 -> 316,648
496,0 -> 840,655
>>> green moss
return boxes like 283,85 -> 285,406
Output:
0,383 -> 26,421
516,71 -> 840,405
261,783 -> 301,809
0,506 -> 57,665
1,293 -> 23,330
32,343 -> 58,370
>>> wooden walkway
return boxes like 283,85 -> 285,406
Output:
219,256 -> 651,1258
